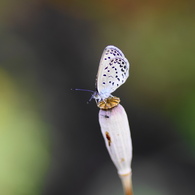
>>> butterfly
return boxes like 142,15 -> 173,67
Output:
75,45 -> 130,110
93,45 -> 130,109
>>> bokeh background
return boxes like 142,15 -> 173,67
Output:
0,0 -> 195,195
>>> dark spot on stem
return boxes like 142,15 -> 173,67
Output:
106,132 -> 111,146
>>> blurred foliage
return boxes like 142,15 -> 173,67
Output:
173,91 -> 195,150
134,185 -> 165,195
0,69 -> 50,195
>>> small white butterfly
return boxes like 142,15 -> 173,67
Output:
74,45 -> 130,110
93,45 -> 130,107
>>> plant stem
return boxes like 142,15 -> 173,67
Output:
119,173 -> 133,195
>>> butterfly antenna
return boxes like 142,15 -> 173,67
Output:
71,88 -> 94,93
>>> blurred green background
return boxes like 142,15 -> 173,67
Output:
0,0 -> 195,195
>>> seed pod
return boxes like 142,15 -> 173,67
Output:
99,104 -> 133,194
99,104 -> 133,175
97,96 -> 120,110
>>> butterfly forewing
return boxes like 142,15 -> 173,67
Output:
96,45 -> 130,99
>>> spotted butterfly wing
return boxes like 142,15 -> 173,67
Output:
96,45 -> 130,100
